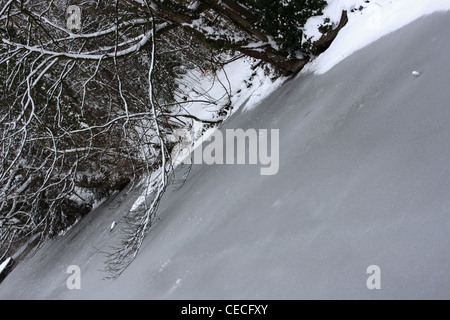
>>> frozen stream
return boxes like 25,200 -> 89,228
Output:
1,12 -> 450,299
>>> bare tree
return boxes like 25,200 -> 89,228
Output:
0,0 -> 225,264
1,0 -> 346,277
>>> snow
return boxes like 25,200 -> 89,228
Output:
129,170 -> 161,212
303,0 -> 450,75
176,56 -> 287,120
1,5 -> 450,300
0,258 -> 11,274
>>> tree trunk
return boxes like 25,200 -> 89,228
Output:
152,4 -> 348,75
198,0 -> 269,42
313,11 -> 348,55
239,45 -> 310,76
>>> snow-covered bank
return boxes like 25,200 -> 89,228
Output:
0,257 -> 14,284
0,258 -> 11,274
303,0 -> 450,74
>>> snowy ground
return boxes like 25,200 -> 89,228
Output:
1,2 -> 450,300
303,0 -> 450,74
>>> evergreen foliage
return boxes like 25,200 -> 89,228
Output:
237,0 -> 327,55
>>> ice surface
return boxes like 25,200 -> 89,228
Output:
1,12 -> 450,299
